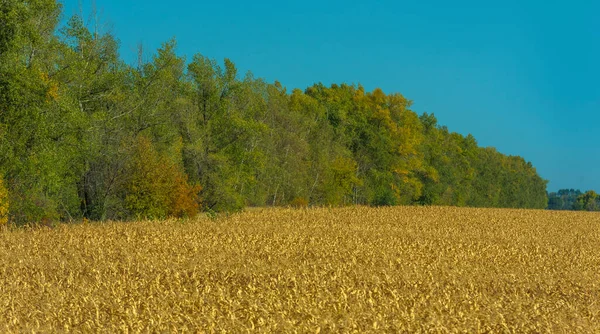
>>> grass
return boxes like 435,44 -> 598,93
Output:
1,206 -> 599,332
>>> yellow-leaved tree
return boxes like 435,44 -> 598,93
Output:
124,136 -> 202,219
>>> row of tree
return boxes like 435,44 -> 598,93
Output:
0,1 -> 549,225
547,189 -> 600,211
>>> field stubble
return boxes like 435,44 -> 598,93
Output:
0,206 -> 599,333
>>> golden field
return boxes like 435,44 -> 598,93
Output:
1,206 -> 599,333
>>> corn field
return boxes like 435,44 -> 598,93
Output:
1,206 -> 599,332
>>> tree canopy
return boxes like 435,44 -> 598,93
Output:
0,1 -> 551,225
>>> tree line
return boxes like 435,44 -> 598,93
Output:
547,189 -> 600,211
0,1 -> 549,225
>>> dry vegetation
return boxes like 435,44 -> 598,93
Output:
1,206 -> 599,333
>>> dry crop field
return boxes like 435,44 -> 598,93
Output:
1,206 -> 599,333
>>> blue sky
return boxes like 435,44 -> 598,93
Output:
59,0 -> 599,192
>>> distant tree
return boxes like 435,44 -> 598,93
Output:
574,191 -> 599,211
547,193 -> 564,210
547,189 -> 588,211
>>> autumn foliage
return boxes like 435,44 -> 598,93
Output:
0,1 -> 552,225
124,136 -> 202,219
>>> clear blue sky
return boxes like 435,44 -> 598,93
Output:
60,0 -> 599,192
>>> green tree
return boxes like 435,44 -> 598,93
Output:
56,13 -> 129,220
0,0 -> 81,224
184,55 -> 268,211
574,190 -> 599,211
